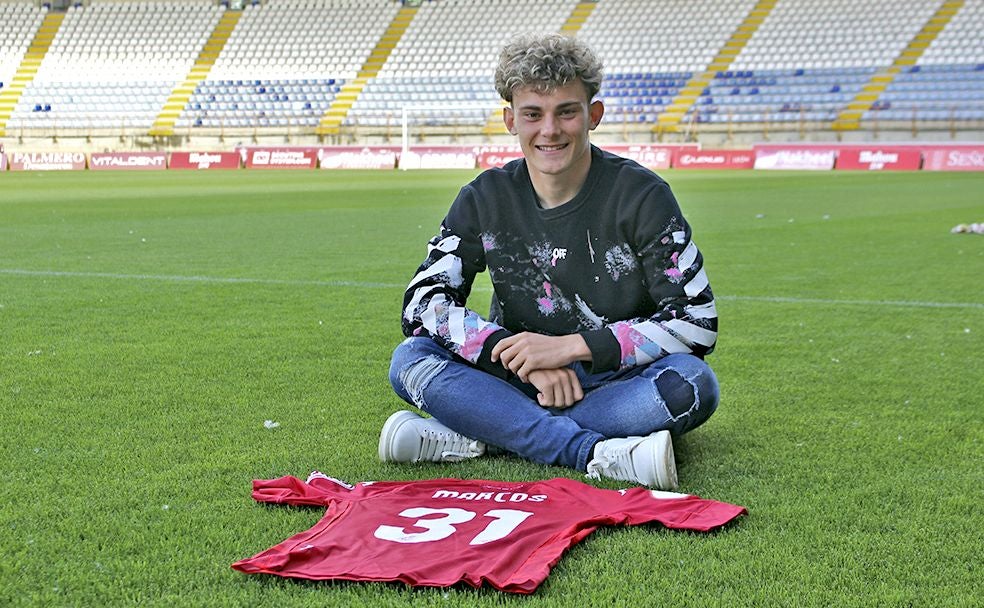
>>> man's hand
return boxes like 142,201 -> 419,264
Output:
527,368 -> 583,408
490,332 -> 591,383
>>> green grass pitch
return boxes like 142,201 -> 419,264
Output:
1,167 -> 981,606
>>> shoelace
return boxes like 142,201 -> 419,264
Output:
440,440 -> 484,462
585,445 -> 633,481
420,429 -> 483,462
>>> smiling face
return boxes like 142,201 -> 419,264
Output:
503,80 -> 605,207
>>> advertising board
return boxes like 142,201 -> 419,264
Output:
169,151 -> 241,170
9,151 -> 87,171
89,152 -> 167,171
605,144 -> 699,170
673,149 -> 755,169
244,147 -> 318,169
753,147 -> 836,170
835,148 -> 922,171
398,146 -> 476,170
922,146 -> 984,171
475,144 -> 524,169
318,146 -> 398,170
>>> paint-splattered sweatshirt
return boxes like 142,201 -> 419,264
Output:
401,145 -> 716,379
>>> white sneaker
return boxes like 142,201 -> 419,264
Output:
378,410 -> 486,463
585,431 -> 678,490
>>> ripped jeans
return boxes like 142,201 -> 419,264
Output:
389,337 -> 720,472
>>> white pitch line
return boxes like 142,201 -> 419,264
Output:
0,268 -> 399,290
3,268 -> 983,310
715,294 -> 984,310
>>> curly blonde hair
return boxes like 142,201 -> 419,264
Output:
494,33 -> 604,102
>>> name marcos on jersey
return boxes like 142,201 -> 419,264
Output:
431,489 -> 547,503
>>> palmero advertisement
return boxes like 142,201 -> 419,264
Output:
9,151 -> 87,171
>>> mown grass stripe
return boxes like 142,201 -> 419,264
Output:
715,294 -> 984,310
4,268 -> 982,310
0,268 -> 397,290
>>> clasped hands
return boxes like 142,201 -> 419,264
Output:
490,332 -> 591,409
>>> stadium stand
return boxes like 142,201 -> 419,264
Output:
0,0 -> 981,145
697,0 -> 941,128
6,0 -> 221,132
0,2 -> 45,94
344,0 -> 570,133
315,3 -> 414,135
150,8 -> 240,135
175,0 -> 399,130
0,2 -> 50,132
577,0 -> 758,128
868,0 -> 984,124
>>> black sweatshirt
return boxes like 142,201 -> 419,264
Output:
402,145 -> 716,379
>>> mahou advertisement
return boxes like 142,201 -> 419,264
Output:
169,151 -> 241,170
835,148 -> 922,171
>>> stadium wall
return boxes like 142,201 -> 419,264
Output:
2,1 -> 981,150
2,143 -> 982,172
3,122 -> 984,158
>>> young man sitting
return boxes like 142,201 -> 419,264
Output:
381,33 -> 719,491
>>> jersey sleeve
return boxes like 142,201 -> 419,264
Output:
595,486 -> 747,532
250,472 -> 358,507
583,181 -> 718,372
401,185 -> 513,377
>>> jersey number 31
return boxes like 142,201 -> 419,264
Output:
374,507 -> 533,546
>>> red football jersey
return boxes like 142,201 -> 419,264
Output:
232,472 -> 747,594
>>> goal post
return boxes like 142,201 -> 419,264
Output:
400,103 -> 507,169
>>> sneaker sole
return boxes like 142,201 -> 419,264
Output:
378,410 -> 420,462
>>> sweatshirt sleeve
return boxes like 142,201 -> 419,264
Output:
584,181 -> 717,372
401,186 -> 513,378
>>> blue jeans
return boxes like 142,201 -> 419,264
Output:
388,337 -> 719,472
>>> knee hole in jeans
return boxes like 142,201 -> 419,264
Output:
655,370 -> 696,419
398,355 -> 448,409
